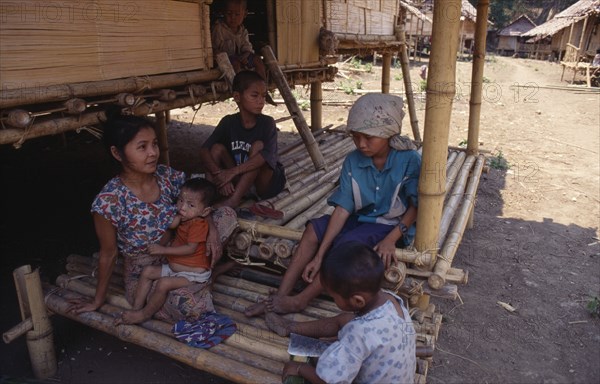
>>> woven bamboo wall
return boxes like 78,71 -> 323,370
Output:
0,0 -> 212,90
324,0 -> 399,36
275,0 -> 321,65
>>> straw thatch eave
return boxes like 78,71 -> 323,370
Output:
400,0 -> 433,24
522,0 -> 600,37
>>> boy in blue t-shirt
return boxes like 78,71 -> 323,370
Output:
245,93 -> 420,316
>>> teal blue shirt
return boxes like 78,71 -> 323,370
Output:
328,149 -> 421,241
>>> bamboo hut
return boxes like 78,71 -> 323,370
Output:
522,0 -> 600,85
0,0 -> 336,149
496,15 -> 537,57
4,1 -> 493,383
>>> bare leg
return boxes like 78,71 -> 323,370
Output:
131,266 -> 162,310
245,224 -> 319,316
219,141 -> 265,208
116,276 -> 190,325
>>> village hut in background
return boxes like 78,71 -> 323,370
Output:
522,0 -> 600,85
496,15 -> 537,57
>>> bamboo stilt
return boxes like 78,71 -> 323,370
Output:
382,53 -> 392,94
429,156 -> 485,289
414,0 -> 462,270
397,32 -> 421,142
261,45 -> 325,171
12,266 -> 56,379
155,111 -> 170,165
467,0 -> 489,157
310,80 -> 322,131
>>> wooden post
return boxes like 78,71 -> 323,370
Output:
261,45 -> 325,170
155,111 -> 170,165
396,29 -> 421,142
577,16 -> 589,57
414,0 -> 461,270
266,0 -> 276,51
12,265 -> 57,379
467,0 -> 489,157
382,53 -> 392,94
310,80 -> 323,131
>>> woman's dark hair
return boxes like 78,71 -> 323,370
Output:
182,178 -> 217,206
101,107 -> 157,155
232,70 -> 265,94
320,242 -> 384,298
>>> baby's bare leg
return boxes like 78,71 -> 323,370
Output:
117,276 -> 190,325
132,265 -> 162,310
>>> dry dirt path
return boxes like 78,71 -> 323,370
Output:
428,56 -> 600,384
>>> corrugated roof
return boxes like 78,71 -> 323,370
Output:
522,0 -> 600,37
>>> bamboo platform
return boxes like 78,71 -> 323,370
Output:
7,131 -> 485,383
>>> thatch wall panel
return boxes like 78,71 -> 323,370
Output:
0,0 -> 211,89
275,0 -> 320,65
325,0 -> 398,36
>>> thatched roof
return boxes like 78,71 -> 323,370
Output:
522,0 -> 600,37
399,0 -> 432,24
497,15 -> 536,37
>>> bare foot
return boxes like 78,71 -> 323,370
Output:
265,312 -> 293,337
114,309 -> 147,325
244,301 -> 266,317
266,295 -> 307,315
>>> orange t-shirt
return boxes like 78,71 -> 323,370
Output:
166,218 -> 210,269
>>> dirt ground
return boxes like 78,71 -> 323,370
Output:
1,56 -> 599,383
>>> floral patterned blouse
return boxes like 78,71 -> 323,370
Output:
91,165 -> 185,257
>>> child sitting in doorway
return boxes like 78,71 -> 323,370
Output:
212,0 -> 268,82
115,178 -> 216,325
265,242 -> 416,384
199,70 -> 286,208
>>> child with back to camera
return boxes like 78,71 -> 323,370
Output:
115,178 -> 217,325
199,70 -> 286,208
266,242 -> 416,384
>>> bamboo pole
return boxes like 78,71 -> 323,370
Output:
155,111 -> 170,165
310,81 -> 322,131
467,0 -> 489,157
261,45 -> 325,171
237,219 -> 303,241
438,156 -> 476,246
414,0 -> 462,270
43,286 -> 281,383
429,156 -> 485,289
382,53 -> 392,94
0,89 -> 229,146
396,29 -> 421,142
268,182 -> 338,225
11,266 -> 56,379
0,69 -> 223,109
445,151 -> 467,192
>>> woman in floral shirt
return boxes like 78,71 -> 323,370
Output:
70,111 -> 234,320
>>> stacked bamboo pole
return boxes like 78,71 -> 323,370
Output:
414,0 -> 462,270
57,254 -> 440,383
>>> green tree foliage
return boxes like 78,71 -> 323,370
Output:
467,0 -> 579,29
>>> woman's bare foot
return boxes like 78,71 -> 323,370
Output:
244,301 -> 266,317
114,309 -> 147,325
265,312 -> 293,337
266,295 -> 307,314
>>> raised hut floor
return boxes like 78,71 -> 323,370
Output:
42,129 -> 484,383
